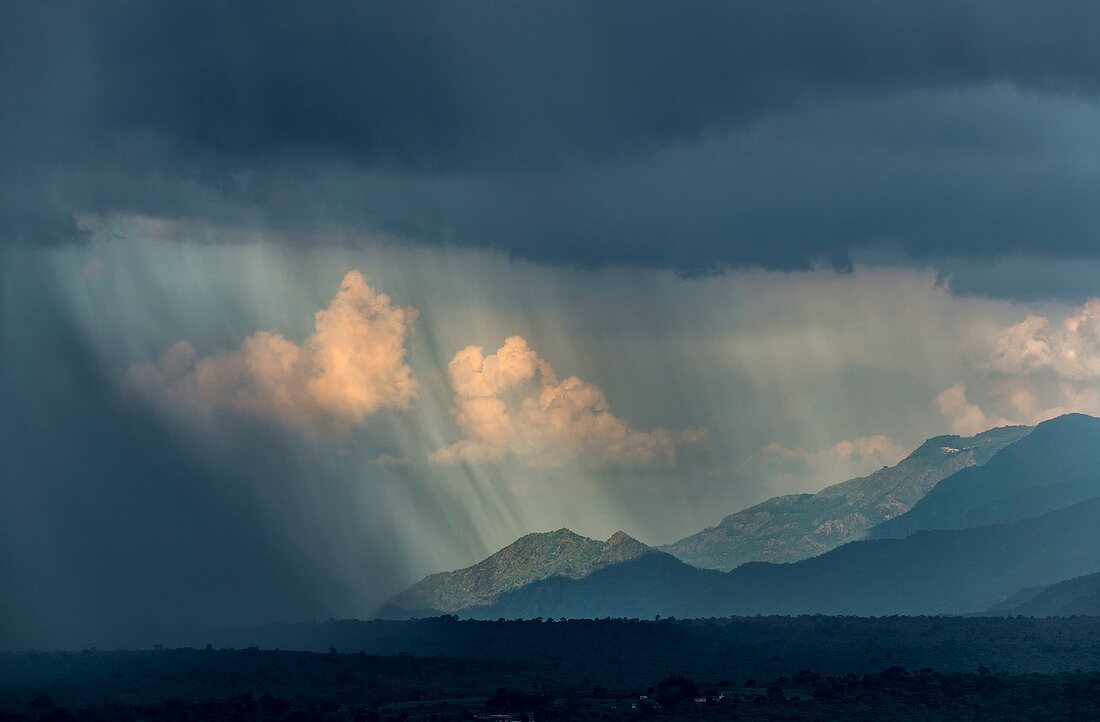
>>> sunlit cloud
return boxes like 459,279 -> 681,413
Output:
127,270 -> 418,436
989,300 -> 1100,380
936,299 -> 1100,433
933,383 -> 1015,435
935,380 -> 1100,434
38,231 -> 1084,565
430,336 -> 708,468
760,434 -> 908,484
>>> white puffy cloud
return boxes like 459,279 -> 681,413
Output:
430,336 -> 707,468
935,379 -> 1100,435
933,383 -> 1015,435
989,300 -> 1100,379
128,270 -> 418,435
935,299 -> 1100,433
827,435 -> 908,469
760,434 -> 908,481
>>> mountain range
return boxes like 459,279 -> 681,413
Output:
464,497 -> 1100,619
660,425 -> 1029,570
381,414 -> 1100,619
870,414 -> 1100,538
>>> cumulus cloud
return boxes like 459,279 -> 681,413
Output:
935,299 -> 1100,433
989,300 -> 1100,379
430,336 -> 707,468
128,271 -> 418,435
934,380 -> 1100,434
933,383 -> 1015,435
760,435 -> 908,481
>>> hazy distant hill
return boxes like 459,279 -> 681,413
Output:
871,414 -> 1100,539
384,529 -> 653,614
661,425 -> 1030,570
463,497 -> 1100,619
989,572 -> 1100,617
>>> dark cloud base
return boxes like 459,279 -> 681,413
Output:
4,1 -> 1100,287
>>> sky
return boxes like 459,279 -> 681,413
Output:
3,1 -> 1100,648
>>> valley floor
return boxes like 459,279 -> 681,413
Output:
2,617 -> 1099,720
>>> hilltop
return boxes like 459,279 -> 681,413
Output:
383,528 -> 653,614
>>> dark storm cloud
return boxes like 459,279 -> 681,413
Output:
3,0 -> 1100,278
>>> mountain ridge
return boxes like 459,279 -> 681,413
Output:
661,425 -> 1030,570
384,414 -> 1098,620
871,413 -> 1100,538
462,496 -> 1100,619
987,572 -> 1100,617
384,528 -> 654,614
